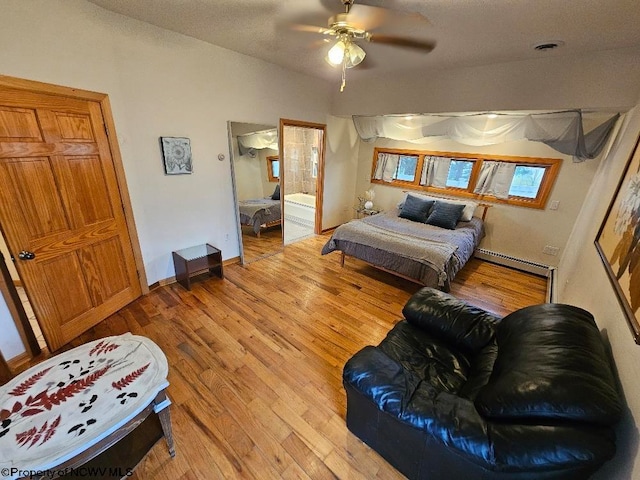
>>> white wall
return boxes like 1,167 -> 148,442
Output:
321,116 -> 361,229
331,46 -> 640,115
232,147 -> 277,201
354,137 -> 601,266
0,0 -> 332,286
557,106 -> 640,479
0,295 -> 26,360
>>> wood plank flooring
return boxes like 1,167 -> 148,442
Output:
240,224 -> 283,264
20,234 -> 546,479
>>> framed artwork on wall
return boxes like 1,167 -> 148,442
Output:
160,137 -> 192,175
595,134 -> 640,344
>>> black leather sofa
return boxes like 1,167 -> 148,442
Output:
343,288 -> 623,479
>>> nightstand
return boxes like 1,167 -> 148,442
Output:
355,207 -> 381,218
172,243 -> 223,290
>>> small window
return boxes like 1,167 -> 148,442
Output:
370,147 -> 561,209
446,160 -> 474,189
509,165 -> 546,199
267,156 -> 279,182
395,155 -> 419,182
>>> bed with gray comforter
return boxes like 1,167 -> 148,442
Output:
321,209 -> 484,291
238,198 -> 282,235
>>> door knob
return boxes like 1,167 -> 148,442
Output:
18,250 -> 36,260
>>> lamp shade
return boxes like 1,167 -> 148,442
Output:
344,41 -> 366,68
327,40 -> 347,65
326,38 -> 366,68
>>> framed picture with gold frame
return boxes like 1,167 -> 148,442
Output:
595,134 -> 640,344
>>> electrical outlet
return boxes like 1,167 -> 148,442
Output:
543,245 -> 560,256
549,200 -> 560,210
225,233 -> 229,242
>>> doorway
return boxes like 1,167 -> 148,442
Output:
0,75 -> 146,355
279,119 -> 326,245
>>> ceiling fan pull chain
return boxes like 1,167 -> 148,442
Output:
340,58 -> 347,92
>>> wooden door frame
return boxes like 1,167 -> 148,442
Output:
279,119 -> 327,234
0,75 -> 148,360
0,350 -> 12,384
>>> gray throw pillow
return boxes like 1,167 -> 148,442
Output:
271,184 -> 280,200
426,201 -> 465,229
399,194 -> 434,223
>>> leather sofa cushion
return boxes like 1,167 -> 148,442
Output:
378,321 -> 472,394
475,304 -> 623,425
343,344 -> 494,463
402,287 -> 500,354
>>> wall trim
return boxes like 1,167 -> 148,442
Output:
547,267 -> 557,303
475,248 -> 557,302
7,351 -> 30,369
475,248 -> 551,276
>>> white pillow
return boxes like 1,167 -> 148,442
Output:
398,192 -> 478,222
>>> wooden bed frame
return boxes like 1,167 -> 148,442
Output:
339,251 -> 429,286
255,219 -> 282,238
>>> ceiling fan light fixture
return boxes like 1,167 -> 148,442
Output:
344,41 -> 366,68
326,37 -> 366,68
327,39 -> 347,65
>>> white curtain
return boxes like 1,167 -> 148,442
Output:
353,110 -> 621,161
374,152 -> 400,182
237,129 -> 278,156
473,161 -> 516,199
420,156 -> 452,187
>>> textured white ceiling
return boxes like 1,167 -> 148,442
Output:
86,0 -> 640,85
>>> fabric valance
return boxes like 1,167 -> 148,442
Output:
352,110 -> 620,162
237,129 -> 278,156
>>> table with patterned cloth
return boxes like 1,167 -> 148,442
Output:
0,333 -> 175,479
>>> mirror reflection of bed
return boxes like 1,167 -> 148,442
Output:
228,121 -> 283,264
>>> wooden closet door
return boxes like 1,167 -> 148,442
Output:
0,87 -> 141,351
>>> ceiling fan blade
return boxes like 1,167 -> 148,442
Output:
346,4 -> 431,32
343,4 -> 390,31
368,34 -> 436,52
290,23 -> 333,35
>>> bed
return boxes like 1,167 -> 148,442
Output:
238,198 -> 282,237
321,195 -> 487,291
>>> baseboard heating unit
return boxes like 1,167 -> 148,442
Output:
474,249 -> 556,302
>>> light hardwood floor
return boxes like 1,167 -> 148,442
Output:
24,234 -> 547,479
240,224 -> 283,263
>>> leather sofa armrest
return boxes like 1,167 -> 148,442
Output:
475,304 -> 623,425
343,346 -> 410,415
402,287 -> 500,354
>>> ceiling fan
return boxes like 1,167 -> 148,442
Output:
292,0 -> 436,92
